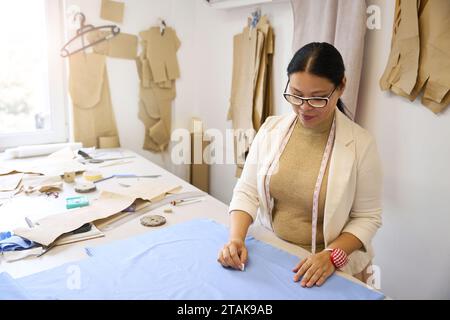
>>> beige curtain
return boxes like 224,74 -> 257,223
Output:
291,0 -> 367,119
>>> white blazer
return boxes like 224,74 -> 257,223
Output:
228,108 -> 383,275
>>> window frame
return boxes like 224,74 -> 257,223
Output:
0,0 -> 69,151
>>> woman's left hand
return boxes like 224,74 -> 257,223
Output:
293,250 -> 336,287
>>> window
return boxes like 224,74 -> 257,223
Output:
0,0 -> 67,150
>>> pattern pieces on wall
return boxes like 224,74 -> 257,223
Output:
136,26 -> 181,153
68,27 -> 138,148
380,0 -> 450,114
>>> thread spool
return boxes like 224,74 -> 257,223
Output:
63,172 -> 76,183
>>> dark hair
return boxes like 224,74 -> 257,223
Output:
287,42 -> 351,118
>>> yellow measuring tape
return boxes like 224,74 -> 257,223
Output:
83,171 -> 103,182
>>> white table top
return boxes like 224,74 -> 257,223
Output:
0,148 -> 375,294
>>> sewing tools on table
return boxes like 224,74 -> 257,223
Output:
77,150 -> 135,164
83,171 -> 103,182
140,215 -> 166,227
74,181 -> 97,193
66,196 -> 90,209
98,191 -> 205,231
170,198 -> 205,207
93,174 -> 161,183
63,172 -> 76,183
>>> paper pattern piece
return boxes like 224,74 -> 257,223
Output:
69,52 -> 120,148
0,173 -> 23,192
100,0 -> 124,24
136,26 -> 181,152
98,179 -> 182,203
14,179 -> 181,246
13,191 -> 134,246
380,0 -> 450,113
21,175 -> 63,194
87,31 -> 138,60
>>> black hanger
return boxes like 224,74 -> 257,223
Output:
158,18 -> 167,36
60,12 -> 120,58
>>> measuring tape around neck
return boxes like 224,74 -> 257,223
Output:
311,116 -> 336,254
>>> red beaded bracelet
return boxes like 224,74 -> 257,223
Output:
324,248 -> 348,269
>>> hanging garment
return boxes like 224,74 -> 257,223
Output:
136,27 -> 180,152
140,27 -> 181,84
413,0 -> 450,113
228,17 -> 274,178
291,0 -> 367,119
69,52 -> 120,148
381,0 -> 450,114
253,16 -> 274,132
379,0 -> 420,100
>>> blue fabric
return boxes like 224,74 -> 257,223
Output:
0,231 -> 12,241
0,273 -> 31,300
0,235 -> 35,253
2,219 -> 384,300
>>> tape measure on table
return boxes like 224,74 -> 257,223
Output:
83,171 -> 103,182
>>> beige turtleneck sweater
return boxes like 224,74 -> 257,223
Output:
270,109 -> 335,252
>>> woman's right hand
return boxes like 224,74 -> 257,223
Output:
217,238 -> 248,271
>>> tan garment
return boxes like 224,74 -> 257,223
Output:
228,19 -> 275,178
228,27 -> 264,131
137,27 -> 180,152
381,0 -> 450,113
69,52 -> 119,148
380,0 -> 420,98
252,16 -> 274,131
411,0 -> 450,113
270,111 -> 334,252
140,27 -> 181,84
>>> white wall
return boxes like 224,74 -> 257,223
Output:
62,0 -> 450,299
357,0 -> 450,299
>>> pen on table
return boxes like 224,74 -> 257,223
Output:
170,198 -> 204,206
25,216 -> 34,228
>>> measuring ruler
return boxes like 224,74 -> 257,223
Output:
96,191 -> 206,231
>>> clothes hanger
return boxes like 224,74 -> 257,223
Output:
248,8 -> 261,39
60,12 -> 120,58
158,17 -> 167,36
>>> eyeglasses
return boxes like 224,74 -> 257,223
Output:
283,80 -> 336,108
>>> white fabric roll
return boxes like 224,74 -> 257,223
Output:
5,143 -> 83,159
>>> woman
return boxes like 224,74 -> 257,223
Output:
218,42 -> 382,288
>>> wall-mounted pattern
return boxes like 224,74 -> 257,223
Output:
380,0 -> 450,114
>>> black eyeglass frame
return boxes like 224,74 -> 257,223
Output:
283,79 -> 337,108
